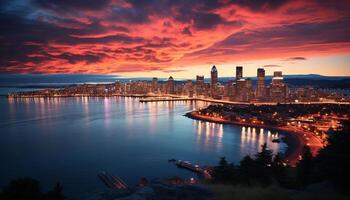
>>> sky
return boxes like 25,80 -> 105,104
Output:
0,0 -> 350,78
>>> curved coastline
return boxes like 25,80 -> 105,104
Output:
185,111 -> 324,166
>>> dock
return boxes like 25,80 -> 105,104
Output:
174,160 -> 212,180
97,171 -> 128,189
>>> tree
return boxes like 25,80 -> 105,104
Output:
212,157 -> 240,184
255,143 -> 273,167
296,145 -> 314,187
271,153 -> 287,186
219,157 -> 228,167
315,121 -> 350,193
254,143 -> 274,185
1,177 -> 41,200
238,155 -> 257,185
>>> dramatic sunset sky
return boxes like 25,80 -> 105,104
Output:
1,0 -> 350,78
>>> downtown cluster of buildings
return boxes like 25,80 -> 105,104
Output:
10,66 -> 349,103
114,66 -> 288,102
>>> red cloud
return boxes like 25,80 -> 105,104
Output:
0,0 -> 350,74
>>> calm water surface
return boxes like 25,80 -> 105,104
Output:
0,96 -> 286,196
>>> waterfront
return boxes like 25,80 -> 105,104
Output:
0,96 -> 286,196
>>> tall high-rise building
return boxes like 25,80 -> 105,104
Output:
269,70 -> 287,102
196,75 -> 205,96
211,65 -> 218,98
167,76 -> 175,94
211,65 -> 218,86
272,70 -> 284,85
236,66 -> 243,80
256,68 -> 265,99
236,78 -> 248,102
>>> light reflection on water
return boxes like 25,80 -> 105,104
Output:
1,97 -> 287,196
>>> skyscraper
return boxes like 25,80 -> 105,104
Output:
236,66 -> 243,80
256,68 -> 265,99
211,65 -> 218,98
167,76 -> 175,94
196,75 -> 205,96
269,70 -> 287,102
236,78 -> 248,101
211,65 -> 218,86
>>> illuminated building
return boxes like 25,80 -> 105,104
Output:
210,65 -> 218,98
211,65 -> 218,86
152,77 -> 158,93
269,70 -> 288,102
233,66 -> 253,102
236,66 -> 243,80
114,81 -> 123,93
236,78 -> 248,101
256,68 -> 266,99
195,75 -> 205,96
167,76 -> 175,94
185,80 -> 194,97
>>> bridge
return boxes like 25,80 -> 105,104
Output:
139,96 -> 350,106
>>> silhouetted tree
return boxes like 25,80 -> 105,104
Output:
219,157 -> 228,167
238,155 -> 257,185
1,177 -> 41,200
271,153 -> 287,185
315,121 -> 350,193
255,143 -> 273,167
296,145 -> 314,187
213,157 -> 238,184
254,143 -> 274,185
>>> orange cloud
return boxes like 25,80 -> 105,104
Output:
0,0 -> 349,75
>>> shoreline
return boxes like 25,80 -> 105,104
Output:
6,94 -> 350,105
4,94 -> 325,165
185,111 -> 324,166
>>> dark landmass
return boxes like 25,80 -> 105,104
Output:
1,74 -> 350,89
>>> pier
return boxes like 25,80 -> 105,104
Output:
97,171 -> 128,189
173,160 -> 212,180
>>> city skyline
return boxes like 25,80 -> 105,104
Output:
1,1 -> 350,197
11,64 -> 349,105
1,0 -> 350,78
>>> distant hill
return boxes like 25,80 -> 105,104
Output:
0,74 -> 349,89
212,75 -> 350,89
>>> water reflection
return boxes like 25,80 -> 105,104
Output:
240,126 -> 282,156
1,97 -> 288,196
194,120 -> 224,151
